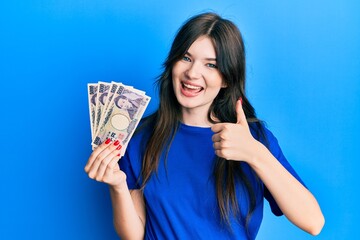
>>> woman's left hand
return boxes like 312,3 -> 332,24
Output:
211,99 -> 260,162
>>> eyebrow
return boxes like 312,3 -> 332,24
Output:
185,51 -> 217,61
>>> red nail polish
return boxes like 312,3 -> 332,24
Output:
239,97 -> 243,105
114,140 -> 120,146
105,138 -> 111,144
116,145 -> 122,150
117,153 -> 120,156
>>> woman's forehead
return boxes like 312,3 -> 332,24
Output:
187,36 -> 216,60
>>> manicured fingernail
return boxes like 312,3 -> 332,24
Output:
239,97 -> 243,105
105,138 -> 111,144
116,145 -> 122,150
117,153 -> 120,156
114,140 -> 120,146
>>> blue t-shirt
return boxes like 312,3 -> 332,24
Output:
120,122 -> 304,239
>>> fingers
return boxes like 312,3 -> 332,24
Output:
88,140 -> 122,178
211,122 -> 242,161
212,136 -> 234,150
214,149 -> 231,160
211,123 -> 236,140
211,99 -> 247,133
97,154 -> 121,182
95,149 -> 121,182
211,124 -> 232,143
85,139 -> 122,181
213,141 -> 224,150
102,156 -> 122,183
236,98 -> 247,125
212,140 -> 232,160
84,138 -> 112,172
211,127 -> 233,153
211,123 -> 227,133
210,99 -> 252,161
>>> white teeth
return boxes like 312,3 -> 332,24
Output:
183,83 -> 202,90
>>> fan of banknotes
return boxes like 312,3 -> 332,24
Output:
87,81 -> 151,156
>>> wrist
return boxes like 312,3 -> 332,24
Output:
247,140 -> 268,167
109,180 -> 128,194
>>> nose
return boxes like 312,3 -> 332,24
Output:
185,62 -> 201,79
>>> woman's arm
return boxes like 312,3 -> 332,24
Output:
110,186 -> 146,239
247,143 -> 324,235
211,99 -> 325,235
84,140 -> 146,239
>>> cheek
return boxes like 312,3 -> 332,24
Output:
172,65 -> 181,80
172,69 -> 182,89
208,75 -> 225,89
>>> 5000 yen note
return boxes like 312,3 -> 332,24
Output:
92,87 -> 150,156
87,83 -> 98,139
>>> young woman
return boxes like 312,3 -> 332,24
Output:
85,12 -> 324,239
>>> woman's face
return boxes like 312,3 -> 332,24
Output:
172,36 -> 226,114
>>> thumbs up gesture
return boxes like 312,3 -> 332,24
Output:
211,98 -> 259,162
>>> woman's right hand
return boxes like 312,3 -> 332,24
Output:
84,139 -> 126,189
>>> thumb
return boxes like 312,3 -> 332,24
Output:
236,98 -> 247,125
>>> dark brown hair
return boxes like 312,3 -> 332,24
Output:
139,12 -> 266,233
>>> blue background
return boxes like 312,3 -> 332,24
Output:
0,0 -> 359,239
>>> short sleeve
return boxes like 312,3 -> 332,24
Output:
254,125 -> 306,216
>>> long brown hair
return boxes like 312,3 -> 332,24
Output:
139,12 -> 266,232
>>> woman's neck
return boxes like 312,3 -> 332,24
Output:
180,107 -> 212,127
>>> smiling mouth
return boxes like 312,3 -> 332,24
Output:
181,82 -> 204,93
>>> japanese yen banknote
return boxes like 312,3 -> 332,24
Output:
87,81 -> 150,156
